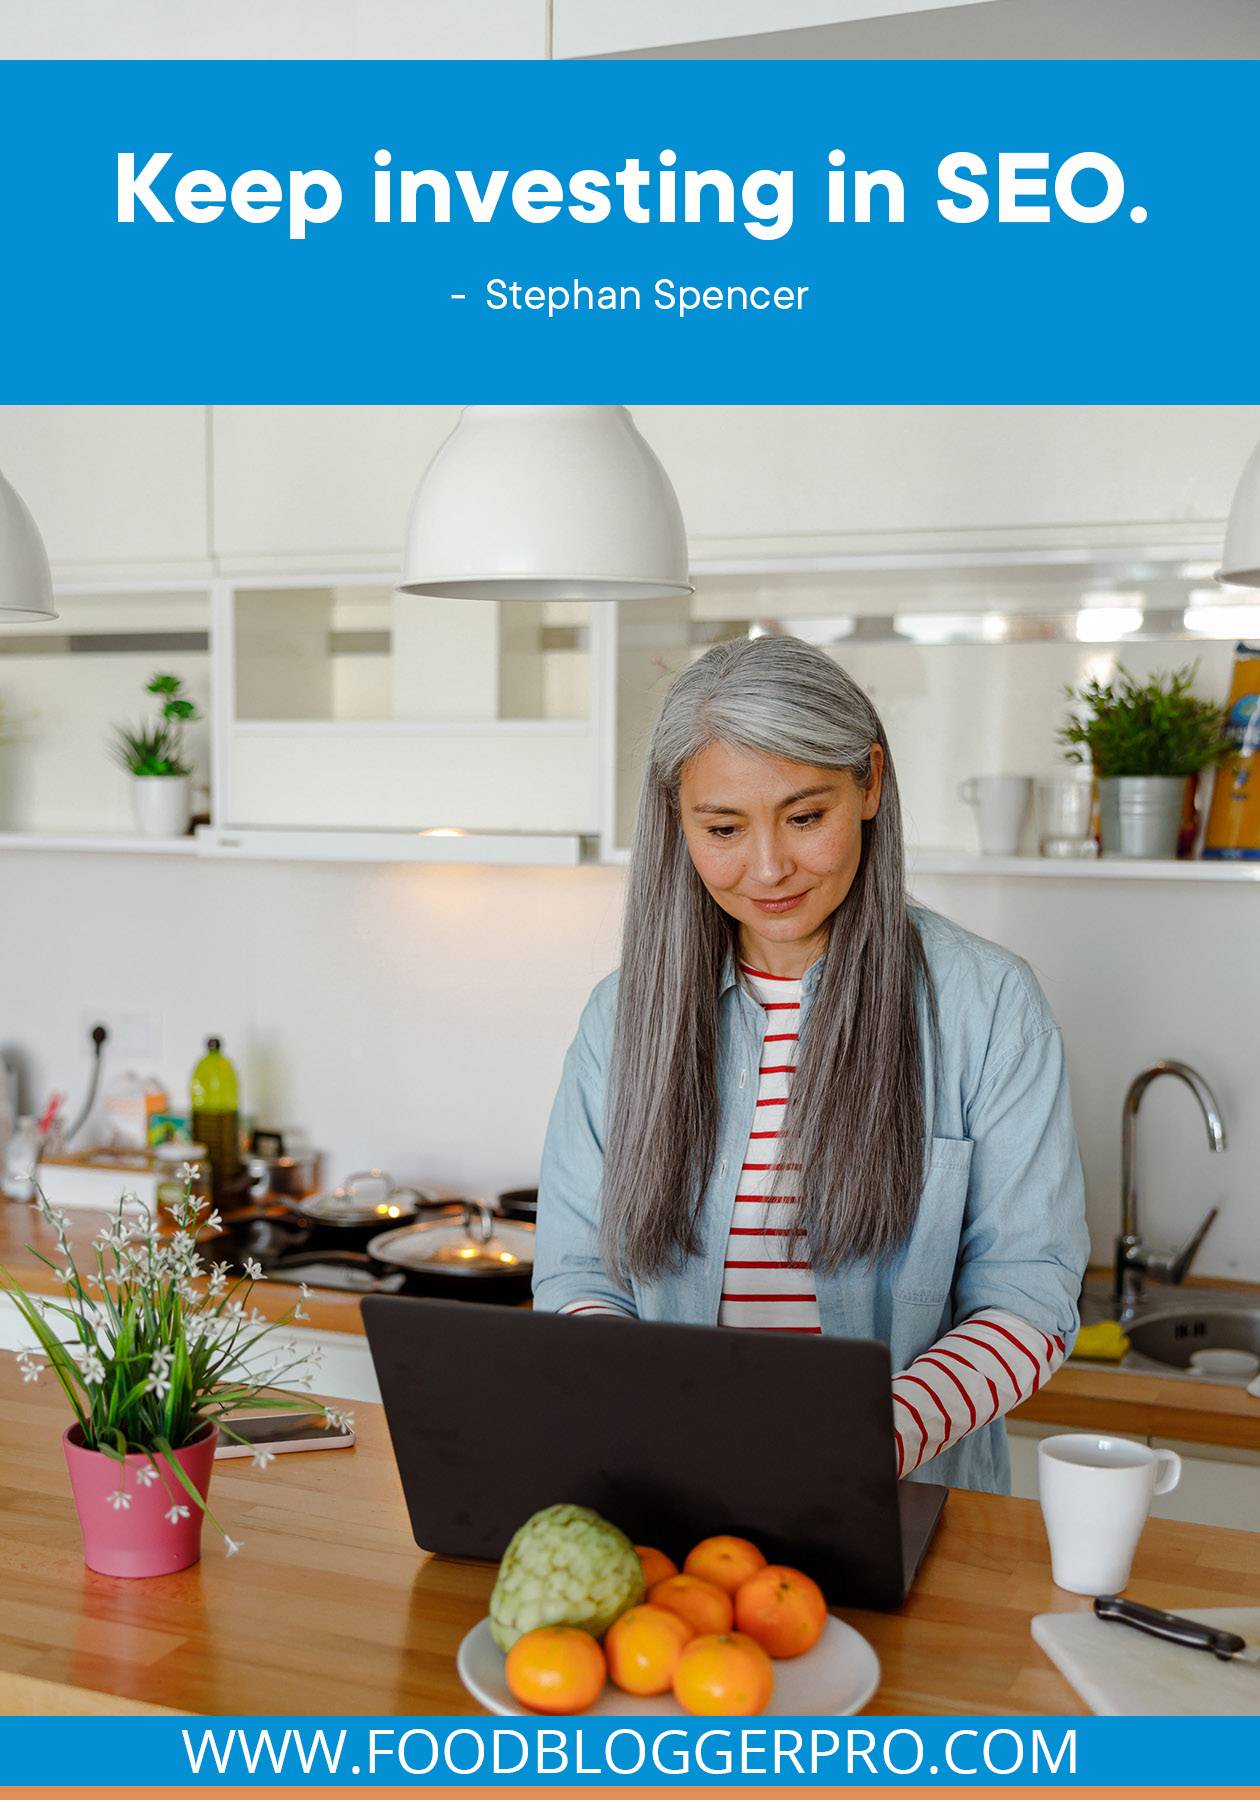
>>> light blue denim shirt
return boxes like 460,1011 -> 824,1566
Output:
533,905 -> 1090,1495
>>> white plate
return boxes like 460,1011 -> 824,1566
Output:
457,1616 -> 880,1717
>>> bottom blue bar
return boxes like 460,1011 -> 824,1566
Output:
0,1715 -> 1257,1785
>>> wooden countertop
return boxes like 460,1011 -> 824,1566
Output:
0,1197 -> 369,1336
4,1357 -> 1260,1718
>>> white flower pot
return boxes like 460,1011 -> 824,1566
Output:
130,773 -> 190,839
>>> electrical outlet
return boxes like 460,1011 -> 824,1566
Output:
80,1009 -> 163,1065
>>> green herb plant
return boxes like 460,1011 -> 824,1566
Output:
111,672 -> 201,778
1058,664 -> 1234,779
2,1179 -> 349,1555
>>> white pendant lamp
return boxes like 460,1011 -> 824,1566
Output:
0,468 -> 56,622
400,405 -> 692,601
1219,438 -> 1260,588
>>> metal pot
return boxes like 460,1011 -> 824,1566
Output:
497,1186 -> 538,1224
248,1130 -> 323,1199
367,1202 -> 534,1301
1099,776 -> 1188,859
293,1169 -> 437,1230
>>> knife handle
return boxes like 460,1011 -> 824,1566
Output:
1094,1595 -> 1248,1661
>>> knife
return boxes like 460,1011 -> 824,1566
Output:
1094,1595 -> 1260,1665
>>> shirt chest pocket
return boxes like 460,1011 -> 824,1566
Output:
888,1136 -> 975,1305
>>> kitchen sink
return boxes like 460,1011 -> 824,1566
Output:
1124,1308 -> 1260,1371
1076,1275 -> 1260,1380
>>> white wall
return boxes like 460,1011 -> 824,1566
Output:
1,847 -> 1257,1285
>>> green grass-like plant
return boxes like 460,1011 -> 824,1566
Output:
1058,664 -> 1234,780
111,672 -> 201,778
2,1178 -> 347,1555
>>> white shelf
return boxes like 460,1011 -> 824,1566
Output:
0,831 -> 199,856
909,851 -> 1260,883
195,826 -> 586,868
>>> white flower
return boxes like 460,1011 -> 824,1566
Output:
16,1352 -> 44,1384
164,1503 -> 191,1524
325,1408 -> 355,1433
242,1257 -> 265,1282
251,1448 -> 275,1470
106,1489 -> 131,1511
208,1262 -> 229,1296
299,1282 -> 312,1300
224,1536 -> 243,1557
80,1350 -> 105,1385
144,1349 -> 172,1400
293,1303 -> 309,1322
134,1464 -> 160,1488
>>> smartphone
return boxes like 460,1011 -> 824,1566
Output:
214,1412 -> 356,1458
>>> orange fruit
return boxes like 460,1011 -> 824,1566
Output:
504,1625 -> 607,1714
734,1564 -> 828,1659
636,1544 -> 679,1589
605,1604 -> 694,1696
672,1631 -> 775,1716
684,1534 -> 767,1596
648,1573 -> 734,1637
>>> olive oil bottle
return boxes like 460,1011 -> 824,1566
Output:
190,1036 -> 242,1206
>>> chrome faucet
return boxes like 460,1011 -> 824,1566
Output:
1115,1060 -> 1227,1321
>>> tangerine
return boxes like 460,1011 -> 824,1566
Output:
683,1534 -> 767,1596
605,1604 -> 694,1696
734,1564 -> 828,1659
648,1572 -> 734,1636
636,1544 -> 679,1589
504,1625 -> 607,1714
672,1631 -> 775,1716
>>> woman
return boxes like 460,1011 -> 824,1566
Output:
533,634 -> 1089,1493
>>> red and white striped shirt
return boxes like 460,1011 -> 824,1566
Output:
561,962 -> 1065,1474
719,966 -> 820,1333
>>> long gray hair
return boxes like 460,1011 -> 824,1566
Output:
602,633 -> 933,1282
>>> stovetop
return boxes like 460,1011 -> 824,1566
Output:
200,1208 -> 530,1301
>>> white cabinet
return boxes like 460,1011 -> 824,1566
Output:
210,409 -> 460,572
208,407 -> 1260,575
4,1 -> 545,57
218,578 -> 603,838
633,407 -> 1260,555
0,408 -> 209,579
554,0 -> 988,57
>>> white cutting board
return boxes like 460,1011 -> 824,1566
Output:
1032,1608 -> 1260,1715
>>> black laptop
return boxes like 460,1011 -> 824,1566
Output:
362,1296 -> 946,1611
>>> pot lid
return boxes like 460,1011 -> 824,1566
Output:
367,1204 -> 534,1275
300,1169 -> 434,1226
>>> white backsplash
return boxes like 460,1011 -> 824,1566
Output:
1,847 -> 1256,1286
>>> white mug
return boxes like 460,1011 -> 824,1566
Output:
1038,1433 -> 1181,1595
958,775 -> 1032,856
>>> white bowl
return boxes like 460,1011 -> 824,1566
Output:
457,1615 -> 880,1717
1190,1348 -> 1260,1382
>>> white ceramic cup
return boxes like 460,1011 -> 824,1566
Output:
1038,1433 -> 1181,1595
958,775 -> 1032,855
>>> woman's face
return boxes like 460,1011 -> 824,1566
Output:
678,740 -> 884,971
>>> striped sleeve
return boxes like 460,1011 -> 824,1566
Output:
891,1307 -> 1066,1477
559,1298 -> 635,1319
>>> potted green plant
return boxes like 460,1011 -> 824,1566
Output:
1059,664 -> 1233,858
1,1178 -> 348,1577
111,672 -> 201,838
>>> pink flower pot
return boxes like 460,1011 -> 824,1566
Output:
63,1420 -> 218,1578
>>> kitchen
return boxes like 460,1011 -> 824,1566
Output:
3,403 -> 1260,1718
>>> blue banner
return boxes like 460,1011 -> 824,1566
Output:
0,1714 -> 1257,1785
0,59 -> 1257,403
